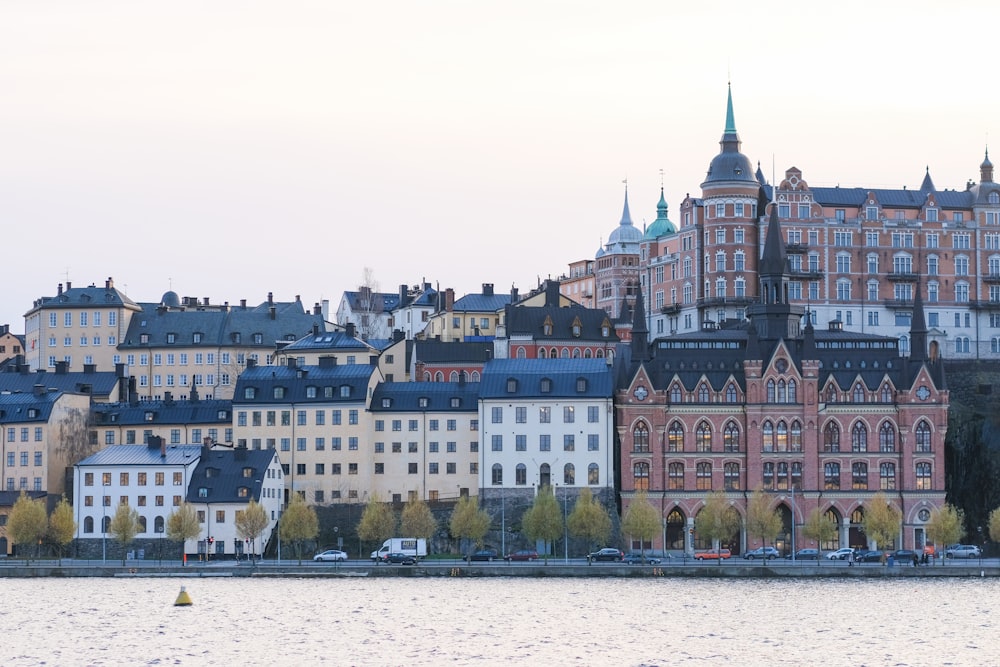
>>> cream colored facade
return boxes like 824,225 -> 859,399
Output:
0,325 -> 23,364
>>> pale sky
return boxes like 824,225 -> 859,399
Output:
2,1 -> 997,330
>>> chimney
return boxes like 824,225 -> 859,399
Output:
545,279 -> 560,307
66,281 -> 72,290
164,391 -> 173,404
241,299 -> 247,309
235,443 -> 247,461
511,286 -> 519,303
393,329 -> 405,343
482,283 -> 494,297
33,384 -> 46,396
318,356 -> 336,368
203,297 -> 210,306
458,371 -> 466,387
55,360 -> 68,374
83,363 -> 96,373
106,277 -> 114,289
287,357 -> 297,369
57,283 -> 63,295
0,324 -> 8,336
399,283 -> 407,305
345,323 -> 356,338
312,323 -> 319,336
268,291 -> 273,305
314,303 -> 322,316
246,358 -> 257,369
445,288 -> 455,311
415,360 -> 425,381
269,306 -> 276,320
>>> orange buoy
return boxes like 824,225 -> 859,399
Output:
174,586 -> 193,607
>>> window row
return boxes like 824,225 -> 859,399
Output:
632,421 -> 742,453
491,405 -> 601,424
83,471 -> 184,486
47,311 -> 116,328
491,462 -> 601,486
4,427 -> 44,442
668,382 -> 740,403
490,433 -> 600,452
823,461 -> 933,490
823,420 -> 932,453
237,409 -> 363,427
5,451 -> 44,467
825,383 -> 895,403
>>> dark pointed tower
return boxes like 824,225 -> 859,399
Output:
920,166 -> 935,192
982,148 -> 994,183
909,277 -> 928,364
746,201 -> 804,341
630,285 -> 650,363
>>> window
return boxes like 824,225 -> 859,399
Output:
915,420 -> 932,452
633,423 -> 649,452
515,435 -> 526,451
491,407 -> 503,423
852,462 -> 868,490
851,422 -> 868,452
492,435 -> 502,451
515,407 -> 527,423
696,462 -> 712,490
695,423 -> 711,452
724,462 -> 740,490
492,463 -> 503,485
824,462 -> 840,490
667,422 -> 683,452
563,434 -> 575,451
563,406 -> 575,423
539,435 -> 550,451
633,462 -> 649,491
668,462 -> 684,490
538,407 -> 550,423
879,423 -> 896,452
823,423 -> 840,452
916,462 -> 932,490
880,462 -> 896,490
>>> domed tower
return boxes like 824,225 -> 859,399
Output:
596,185 -> 642,320
697,84 -> 762,326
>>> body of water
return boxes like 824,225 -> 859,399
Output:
1,576 -> 996,666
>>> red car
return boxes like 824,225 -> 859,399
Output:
504,549 -> 539,562
694,548 -> 732,561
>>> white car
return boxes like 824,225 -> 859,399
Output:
825,548 -> 855,560
945,545 -> 981,559
314,549 -> 349,562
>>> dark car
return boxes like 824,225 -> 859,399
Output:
891,549 -> 919,564
588,548 -> 624,562
623,552 -> 661,564
786,549 -> 820,560
382,552 -> 416,565
470,549 -> 498,562
743,546 -> 780,561
504,549 -> 539,562
855,550 -> 884,563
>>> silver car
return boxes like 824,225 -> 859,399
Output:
945,545 -> 981,559
314,549 -> 349,562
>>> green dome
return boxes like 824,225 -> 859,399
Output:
643,188 -> 676,239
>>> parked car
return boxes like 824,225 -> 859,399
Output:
891,549 -> 919,564
945,544 -> 982,559
694,548 -> 731,561
825,548 -> 855,561
313,549 -> 348,562
855,550 -> 884,563
623,552 -> 661,564
470,549 -> 499,562
504,549 -> 539,562
588,548 -> 624,562
786,549 -> 820,560
382,552 -> 416,565
743,547 -> 780,561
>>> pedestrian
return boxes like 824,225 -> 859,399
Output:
912,553 -> 918,567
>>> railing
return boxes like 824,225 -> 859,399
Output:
887,272 -> 919,282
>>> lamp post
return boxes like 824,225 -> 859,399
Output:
790,486 -> 796,562
102,475 -> 110,564
562,486 -> 568,562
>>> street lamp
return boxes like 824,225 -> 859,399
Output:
102,475 -> 110,564
562,485 -> 568,562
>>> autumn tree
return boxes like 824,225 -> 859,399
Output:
620,490 -> 660,562
989,506 -> 1000,547
861,491 -> 902,556
400,498 -> 437,542
108,502 -> 141,566
521,485 -> 563,564
280,494 -> 319,565
802,508 -> 838,564
48,496 -> 77,562
567,487 -> 612,557
928,504 -> 965,566
449,495 -> 491,562
167,502 -> 201,563
694,491 -> 741,565
7,492 -> 47,563
745,486 -> 782,550
358,493 -> 396,559
235,499 -> 269,564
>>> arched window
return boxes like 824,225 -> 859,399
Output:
852,462 -> 868,490
137,516 -> 147,533
667,422 -> 684,452
879,423 -> 896,452
723,423 -> 740,452
102,516 -> 111,533
491,463 -> 503,485
762,421 -> 775,452
515,463 -> 527,486
853,384 -> 865,402
762,462 -> 774,489
915,421 -> 932,452
588,463 -> 599,485
726,383 -> 737,402
696,462 -> 712,490
564,463 -> 575,485
538,348 -> 547,359
880,385 -> 892,402
724,462 -> 740,490
824,462 -> 840,489
916,462 -> 932,490
471,371 -> 481,382
824,422 -> 840,452
767,379 -> 776,403
154,516 -> 164,533
826,385 -> 838,402
776,421 -> 788,452
515,347 -> 526,359
633,423 -> 650,453
670,384 -> 682,403
584,348 -> 592,358
791,462 -> 803,490
852,422 -> 868,452
790,421 -> 802,452
560,348 -> 570,359
423,371 -> 432,381
572,348 -> 581,358
84,516 -> 94,534
696,423 -> 712,452
539,463 -> 551,487
668,462 -> 684,489
879,462 -> 896,490
434,371 -> 444,382
633,462 -> 650,491
449,371 -> 459,382
787,379 -> 797,403
550,348 -> 558,359
777,379 -> 787,403
777,461 -> 789,490
698,384 -> 710,402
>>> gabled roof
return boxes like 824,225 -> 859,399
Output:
370,381 -> 480,412
77,444 -> 203,467
413,340 -> 492,364
0,390 -> 66,423
91,399 -> 233,426
280,330 -> 373,353
233,363 -> 376,404
761,184 -> 973,210
185,447 -> 277,504
452,292 -> 512,312
26,279 -> 139,315
341,290 -> 401,312
480,359 -> 613,399
0,367 -> 120,398
505,303 -> 618,343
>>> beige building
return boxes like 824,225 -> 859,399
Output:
420,284 -> 512,342
0,325 -> 23,365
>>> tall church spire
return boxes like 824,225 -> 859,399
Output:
620,182 -> 633,226
909,277 -> 928,364
630,285 -> 650,362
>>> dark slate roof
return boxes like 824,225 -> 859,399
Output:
119,300 -> 326,350
761,184 -> 973,210
279,330 -> 373,353
452,293 -> 511,312
0,367 -> 120,398
0,390 -> 64,423
185,447 -> 277,504
505,303 -> 619,343
91,399 -> 233,426
233,363 -> 376,405
0,490 -> 46,506
413,340 -> 492,364
370,381 -> 480,413
342,290 -> 401,312
479,359 -> 613,399
77,444 -> 203,467
26,280 -> 139,314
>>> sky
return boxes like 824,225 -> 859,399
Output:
2,1 -> 998,330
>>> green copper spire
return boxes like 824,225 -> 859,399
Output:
724,82 -> 737,134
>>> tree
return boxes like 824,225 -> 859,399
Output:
990,506 -> 1000,545
48,496 -> 76,562
694,491 -> 741,565
108,502 -> 141,566
358,493 -> 396,559
400,498 -> 437,542
929,503 -> 965,566
520,485 -> 563,564
167,502 -> 201,563
355,267 -> 389,340
280,494 -> 319,565
7,492 -> 47,563
861,491 -> 902,556
449,495 -> 491,562
567,487 -> 611,557
802,508 -> 838,564
235,499 -> 269,564
745,485 -> 782,550
620,490 -> 659,562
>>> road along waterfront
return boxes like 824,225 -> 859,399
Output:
0,575 -> 997,666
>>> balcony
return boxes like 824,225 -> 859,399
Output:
883,299 -> 914,309
789,269 -> 824,280
696,296 -> 754,308
968,300 -> 1000,311
649,252 -> 679,266
661,303 -> 682,315
983,273 -> 1000,285
887,272 -> 918,282
785,243 -> 808,254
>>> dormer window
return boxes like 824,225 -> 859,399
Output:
144,411 -> 155,421
450,397 -> 460,408
166,333 -> 175,344
242,467 -> 254,478
306,386 -> 317,398
418,397 -> 429,408
381,398 -> 392,408
244,387 -> 257,400
506,378 -> 518,393
237,487 -> 249,498
140,334 -> 150,344
571,317 -> 582,337
601,318 -> 612,337
232,332 -> 242,344
543,316 -> 554,336
576,377 -> 587,392
273,387 -> 286,399
193,332 -> 203,344
340,386 -> 351,398
253,333 -> 264,344
198,487 -> 208,498
540,378 -> 552,393
27,409 -> 38,419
